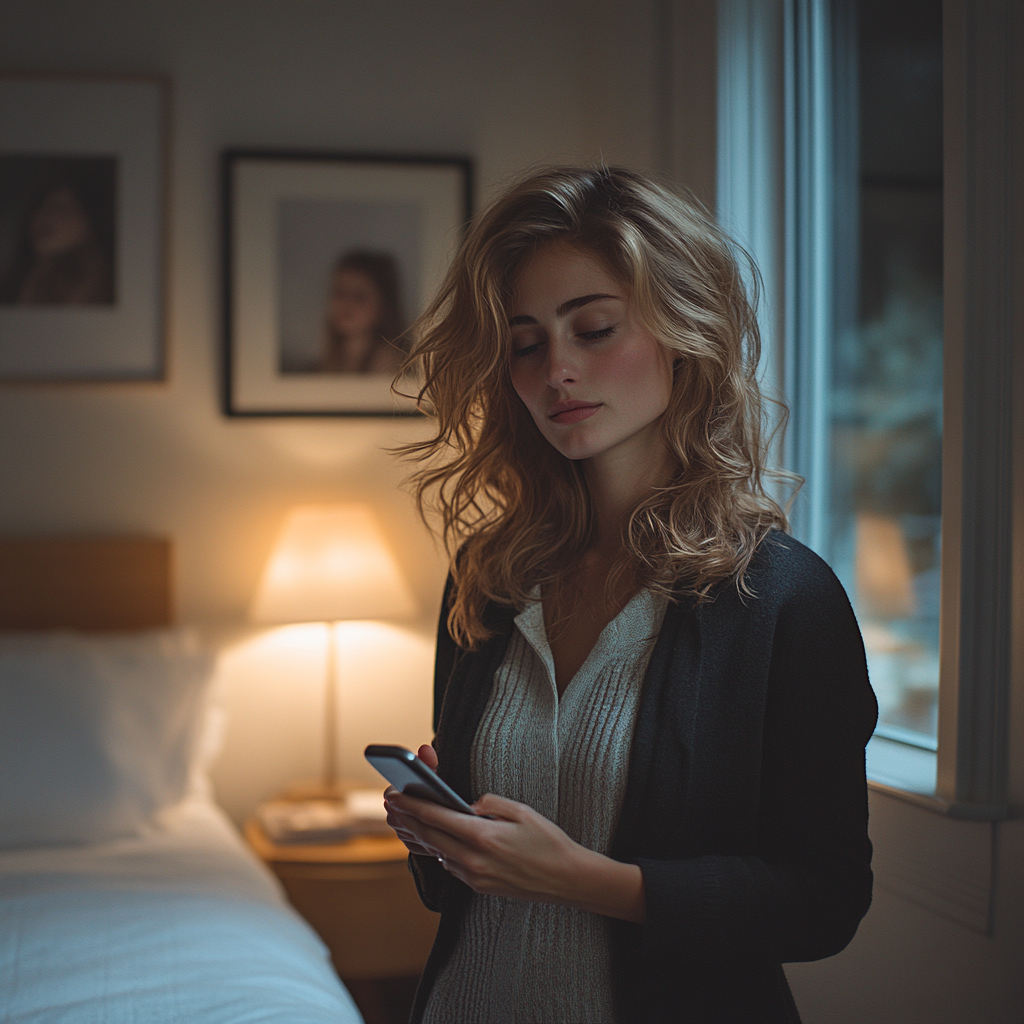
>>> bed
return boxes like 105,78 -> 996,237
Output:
0,537 -> 363,1023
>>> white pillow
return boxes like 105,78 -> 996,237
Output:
0,629 -> 216,849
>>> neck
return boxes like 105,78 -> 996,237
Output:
330,331 -> 375,368
581,425 -> 673,560
337,330 -> 374,348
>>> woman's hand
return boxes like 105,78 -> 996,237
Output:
385,775 -> 645,923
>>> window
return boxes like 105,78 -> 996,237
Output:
831,2 -> 943,757
717,0 -> 1015,816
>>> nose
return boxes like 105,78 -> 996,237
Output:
543,337 -> 579,389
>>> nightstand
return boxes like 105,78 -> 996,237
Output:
245,817 -> 439,1023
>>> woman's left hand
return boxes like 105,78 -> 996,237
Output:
384,790 -> 645,923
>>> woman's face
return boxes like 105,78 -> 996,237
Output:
508,243 -> 674,464
329,267 -> 383,337
30,186 -> 92,257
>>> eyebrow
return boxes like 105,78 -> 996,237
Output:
508,293 -> 620,326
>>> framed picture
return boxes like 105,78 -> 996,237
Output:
0,74 -> 168,382
223,150 -> 473,416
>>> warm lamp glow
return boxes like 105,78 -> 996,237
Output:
249,504 -> 419,797
251,505 -> 417,624
855,513 -> 916,619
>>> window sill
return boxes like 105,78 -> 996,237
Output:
866,736 -> 1008,821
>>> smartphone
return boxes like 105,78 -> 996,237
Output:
364,744 -> 477,815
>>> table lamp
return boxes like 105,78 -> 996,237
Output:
250,504 -> 418,802
855,513 -> 916,620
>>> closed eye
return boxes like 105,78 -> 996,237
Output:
513,341 -> 544,358
578,325 -> 616,341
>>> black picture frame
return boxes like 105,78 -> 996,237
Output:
222,149 -> 473,417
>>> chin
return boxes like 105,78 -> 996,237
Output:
541,431 -> 607,462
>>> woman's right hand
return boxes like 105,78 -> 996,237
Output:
384,744 -> 439,857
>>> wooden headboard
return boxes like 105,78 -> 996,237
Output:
0,537 -> 172,630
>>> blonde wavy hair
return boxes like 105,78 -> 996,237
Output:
397,165 -> 793,648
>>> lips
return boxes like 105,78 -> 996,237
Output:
549,400 -> 601,425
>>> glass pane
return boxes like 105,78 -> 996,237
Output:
830,1 -> 943,747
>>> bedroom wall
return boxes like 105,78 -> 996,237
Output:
0,0 -> 717,819
3,5 -> 1022,1024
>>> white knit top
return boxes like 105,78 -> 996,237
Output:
421,588 -> 668,1024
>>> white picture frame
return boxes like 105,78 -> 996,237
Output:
223,150 -> 472,416
0,74 -> 167,382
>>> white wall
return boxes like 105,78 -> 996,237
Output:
0,0 -> 707,820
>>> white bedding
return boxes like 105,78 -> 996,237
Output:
0,797 -> 363,1023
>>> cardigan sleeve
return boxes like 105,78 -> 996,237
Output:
637,562 -> 877,966
409,852 -> 450,913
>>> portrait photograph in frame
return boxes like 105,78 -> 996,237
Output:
0,74 -> 168,382
223,150 -> 473,416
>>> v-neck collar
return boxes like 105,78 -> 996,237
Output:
513,588 -> 666,701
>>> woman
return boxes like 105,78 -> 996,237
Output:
0,171 -> 115,306
319,249 -> 407,374
385,167 -> 876,1024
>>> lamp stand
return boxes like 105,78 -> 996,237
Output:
323,620 -> 341,798
278,622 -> 345,803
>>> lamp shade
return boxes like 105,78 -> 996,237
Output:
855,513 -> 916,619
251,505 -> 418,624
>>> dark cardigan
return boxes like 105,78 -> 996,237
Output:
408,534 -> 877,1024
